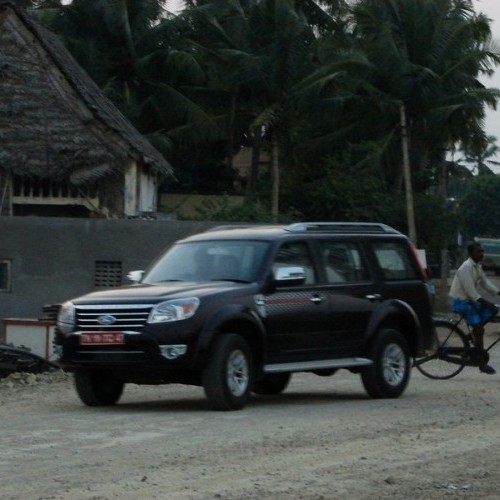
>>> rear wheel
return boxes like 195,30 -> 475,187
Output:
253,373 -> 291,395
361,328 -> 410,398
202,334 -> 253,411
74,369 -> 124,406
414,320 -> 468,379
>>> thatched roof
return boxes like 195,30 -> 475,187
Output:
0,0 -> 172,183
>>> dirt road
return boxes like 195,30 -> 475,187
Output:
1,329 -> 500,500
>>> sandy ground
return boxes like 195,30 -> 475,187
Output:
1,326 -> 500,500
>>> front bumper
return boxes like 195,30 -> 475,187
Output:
55,330 -> 194,371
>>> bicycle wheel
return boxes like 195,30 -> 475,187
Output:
414,319 -> 468,379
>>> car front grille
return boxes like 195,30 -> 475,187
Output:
75,304 -> 154,332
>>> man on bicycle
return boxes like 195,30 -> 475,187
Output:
449,242 -> 500,374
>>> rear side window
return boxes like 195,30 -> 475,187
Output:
372,241 -> 419,280
320,241 -> 369,283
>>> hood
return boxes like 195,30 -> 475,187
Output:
73,281 -> 255,305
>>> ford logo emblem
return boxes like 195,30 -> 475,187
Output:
97,315 -> 116,325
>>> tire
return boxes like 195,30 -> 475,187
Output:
414,319 -> 468,379
202,334 -> 253,411
253,373 -> 291,395
74,369 -> 124,406
361,328 -> 410,398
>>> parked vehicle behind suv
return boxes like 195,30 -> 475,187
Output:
474,237 -> 500,275
55,222 -> 434,411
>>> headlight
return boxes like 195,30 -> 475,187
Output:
148,298 -> 200,323
57,301 -> 75,335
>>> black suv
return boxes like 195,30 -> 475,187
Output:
55,222 -> 434,410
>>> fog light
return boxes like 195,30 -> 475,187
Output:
159,344 -> 187,360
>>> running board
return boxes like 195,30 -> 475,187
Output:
264,357 -> 373,374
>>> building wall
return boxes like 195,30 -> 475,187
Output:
0,216 -> 217,340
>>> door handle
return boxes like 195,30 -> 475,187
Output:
310,295 -> 322,304
365,293 -> 383,301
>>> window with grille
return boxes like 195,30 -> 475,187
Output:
0,259 -> 11,292
94,261 -> 122,288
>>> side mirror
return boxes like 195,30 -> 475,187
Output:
127,270 -> 144,283
274,266 -> 305,286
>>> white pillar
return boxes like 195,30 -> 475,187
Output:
124,160 -> 138,217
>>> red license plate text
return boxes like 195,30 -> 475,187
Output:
80,332 -> 125,345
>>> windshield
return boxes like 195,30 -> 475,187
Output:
143,240 -> 270,284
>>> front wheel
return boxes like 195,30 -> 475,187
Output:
74,369 -> 124,406
361,328 -> 410,398
414,319 -> 468,379
202,334 -> 253,411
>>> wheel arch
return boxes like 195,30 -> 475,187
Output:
365,300 -> 422,356
195,305 -> 266,370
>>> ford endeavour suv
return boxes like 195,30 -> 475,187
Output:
55,222 -> 434,410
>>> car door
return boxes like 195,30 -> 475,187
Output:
320,239 -> 378,355
262,240 -> 331,362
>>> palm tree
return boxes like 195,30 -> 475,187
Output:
34,0 -> 166,87
459,135 -> 500,175
185,0 -> 352,221
174,0 -> 317,220
33,0 -> 223,160
342,0 -> 500,243
33,0 -> 350,216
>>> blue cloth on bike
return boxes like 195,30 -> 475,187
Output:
451,298 -> 496,326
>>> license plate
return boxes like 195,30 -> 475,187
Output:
80,332 -> 125,345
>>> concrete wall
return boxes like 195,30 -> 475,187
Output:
0,216 -> 217,340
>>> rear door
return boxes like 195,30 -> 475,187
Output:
319,239 -> 378,355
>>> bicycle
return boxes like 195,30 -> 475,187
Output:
414,316 -> 500,379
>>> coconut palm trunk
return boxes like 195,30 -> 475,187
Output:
400,102 -> 417,244
271,132 -> 280,223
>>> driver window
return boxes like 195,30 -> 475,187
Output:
273,242 -> 316,284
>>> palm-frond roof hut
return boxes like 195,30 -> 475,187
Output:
0,0 -> 173,217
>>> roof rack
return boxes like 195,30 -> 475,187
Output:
205,224 -> 269,232
285,222 -> 400,234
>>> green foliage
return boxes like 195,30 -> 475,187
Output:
187,194 -> 304,222
348,0 -> 500,180
458,135 -> 500,175
163,161 -> 238,194
30,0 -> 500,254
415,193 -> 459,256
459,175 -> 500,238
281,146 -> 399,222
189,195 -> 273,222
33,0 -> 226,164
